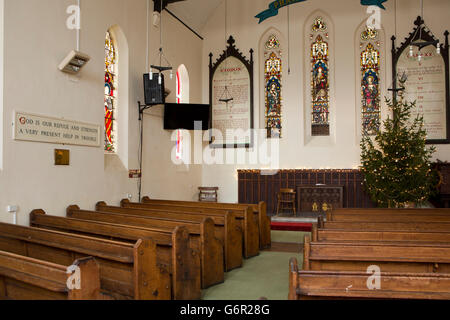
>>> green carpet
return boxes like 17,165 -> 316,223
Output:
271,230 -> 311,243
202,251 -> 302,300
202,231 -> 306,300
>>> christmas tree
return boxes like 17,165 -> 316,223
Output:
360,96 -> 439,208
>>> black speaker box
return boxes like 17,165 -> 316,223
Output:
143,73 -> 165,105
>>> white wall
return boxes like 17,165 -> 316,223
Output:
200,0 -> 450,203
0,0 -> 204,225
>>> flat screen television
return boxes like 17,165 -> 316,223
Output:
164,103 -> 211,130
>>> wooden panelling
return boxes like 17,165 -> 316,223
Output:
238,169 -> 376,212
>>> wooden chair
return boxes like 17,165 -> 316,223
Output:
276,188 -> 296,216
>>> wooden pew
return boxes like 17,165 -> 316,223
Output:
96,201 -> 242,271
303,235 -> 450,273
311,222 -> 450,243
0,252 -> 102,300
327,208 -> 450,223
66,205 -> 224,288
121,199 -> 260,259
317,216 -> 450,233
142,196 -> 271,249
289,257 -> 450,300
0,221 -> 169,300
29,210 -> 201,300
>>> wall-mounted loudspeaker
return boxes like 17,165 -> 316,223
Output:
143,73 -> 165,106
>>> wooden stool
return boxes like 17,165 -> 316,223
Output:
276,188 -> 296,216
198,187 -> 219,202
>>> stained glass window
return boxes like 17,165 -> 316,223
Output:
311,32 -> 330,136
264,34 -> 282,138
360,27 -> 381,135
104,30 -> 117,153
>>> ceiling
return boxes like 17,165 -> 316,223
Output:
165,0 -> 223,37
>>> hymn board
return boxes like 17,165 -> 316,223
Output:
392,16 -> 450,144
209,36 -> 254,148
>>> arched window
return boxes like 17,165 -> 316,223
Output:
264,34 -> 282,138
359,26 -> 382,136
175,65 -> 189,161
310,16 -> 330,136
176,64 -> 190,104
104,30 -> 118,153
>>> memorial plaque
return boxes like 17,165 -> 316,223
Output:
209,36 -> 254,148
392,17 -> 449,144
397,44 -> 447,140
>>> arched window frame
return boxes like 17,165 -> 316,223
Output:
264,34 -> 283,138
303,11 -> 335,144
355,20 -> 386,140
259,28 -> 285,140
104,29 -> 118,153
175,65 -> 190,163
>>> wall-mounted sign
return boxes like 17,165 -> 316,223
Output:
14,111 -> 101,147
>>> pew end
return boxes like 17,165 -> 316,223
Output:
302,235 -> 311,270
95,201 -> 108,211
68,256 -> 102,300
200,217 -> 225,288
133,238 -> 172,300
120,198 -> 131,207
172,226 -> 202,300
66,205 -> 81,216
288,257 -> 299,300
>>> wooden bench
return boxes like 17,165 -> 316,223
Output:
0,221 -> 169,300
142,197 -> 270,249
121,199 -> 259,259
327,208 -> 450,222
66,205 -> 223,289
317,216 -> 450,232
141,197 -> 271,249
0,251 -> 102,300
303,235 -> 450,273
312,225 -> 450,244
289,257 -> 450,300
96,201 -> 242,271
29,210 -> 201,300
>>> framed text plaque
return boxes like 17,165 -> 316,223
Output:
14,111 -> 101,147
392,16 -> 450,144
209,36 -> 254,148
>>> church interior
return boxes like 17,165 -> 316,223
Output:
0,0 -> 450,302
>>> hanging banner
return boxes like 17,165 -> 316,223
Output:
256,0 -> 388,24
255,0 -> 307,24
360,0 -> 387,10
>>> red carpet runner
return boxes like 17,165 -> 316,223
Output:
270,221 -> 312,232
